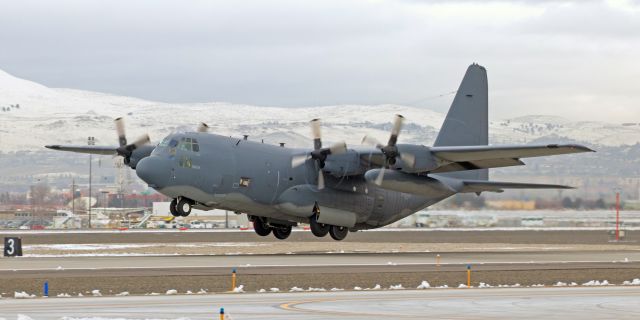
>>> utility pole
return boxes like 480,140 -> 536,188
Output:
88,136 -> 95,229
72,178 -> 75,216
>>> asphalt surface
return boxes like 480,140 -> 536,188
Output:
2,286 -> 640,319
3,228 -> 638,244
2,251 -> 639,271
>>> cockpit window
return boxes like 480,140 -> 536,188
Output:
178,137 -> 200,153
158,136 -> 172,147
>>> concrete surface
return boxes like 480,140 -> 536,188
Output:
2,286 -> 640,319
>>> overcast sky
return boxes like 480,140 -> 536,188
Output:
1,0 -> 639,122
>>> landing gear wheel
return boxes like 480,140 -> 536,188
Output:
169,199 -> 180,217
176,198 -> 192,217
252,219 -> 272,236
273,225 -> 292,240
309,213 -> 329,237
329,225 -> 348,241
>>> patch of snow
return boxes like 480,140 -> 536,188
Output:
289,287 -> 304,292
17,315 -> 35,320
148,292 -> 160,296
330,288 -> 344,292
353,286 -> 362,291
232,285 -> 245,293
417,281 -> 431,289
365,284 -> 382,291
531,284 -> 544,287
186,291 -> 193,295
389,284 -> 405,290
77,293 -> 83,297
458,284 -> 468,288
622,279 -> 640,286
116,292 -> 130,296
257,289 -> 266,293
478,283 -> 492,288
436,285 -> 449,289
270,288 -> 280,293
56,293 -> 71,298
554,282 -> 567,287
91,289 -> 102,297
582,280 -> 610,286
166,289 -> 178,295
197,289 -> 207,294
14,291 -> 36,299
307,287 -> 326,292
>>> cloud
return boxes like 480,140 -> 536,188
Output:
0,0 -> 638,122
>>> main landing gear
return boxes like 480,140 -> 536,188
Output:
309,212 -> 349,241
251,217 -> 293,240
170,198 -> 194,217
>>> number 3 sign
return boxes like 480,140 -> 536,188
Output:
4,237 -> 22,257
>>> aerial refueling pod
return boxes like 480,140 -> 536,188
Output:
276,185 -> 357,228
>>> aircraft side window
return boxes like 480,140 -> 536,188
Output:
192,139 -> 199,152
239,177 -> 251,187
179,155 -> 192,168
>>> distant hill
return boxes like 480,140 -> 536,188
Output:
1,68 -> 639,152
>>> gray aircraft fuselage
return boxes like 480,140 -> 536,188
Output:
136,132 -> 451,230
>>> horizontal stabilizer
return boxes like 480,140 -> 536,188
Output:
458,179 -> 574,194
431,144 -> 593,162
45,145 -> 118,155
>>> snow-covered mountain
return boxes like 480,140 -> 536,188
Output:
1,69 -> 638,152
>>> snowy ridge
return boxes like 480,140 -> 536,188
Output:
1,69 -> 638,151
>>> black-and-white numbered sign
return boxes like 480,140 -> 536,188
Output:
4,237 -> 23,257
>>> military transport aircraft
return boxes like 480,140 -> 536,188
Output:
46,63 -> 593,241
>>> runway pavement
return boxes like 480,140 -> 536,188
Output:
3,228 -> 639,244
2,286 -> 640,319
2,251 -> 639,271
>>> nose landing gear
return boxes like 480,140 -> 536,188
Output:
169,198 -> 194,217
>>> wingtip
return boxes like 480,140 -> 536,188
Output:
45,145 -> 60,150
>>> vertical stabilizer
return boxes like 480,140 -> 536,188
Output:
434,63 -> 489,180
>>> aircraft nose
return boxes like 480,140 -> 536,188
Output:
136,156 -> 167,188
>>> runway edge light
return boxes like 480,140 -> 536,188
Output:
231,268 -> 237,291
220,307 -> 225,320
467,264 -> 472,288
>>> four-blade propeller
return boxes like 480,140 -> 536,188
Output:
114,117 -> 151,165
361,114 -> 415,185
291,119 -> 347,190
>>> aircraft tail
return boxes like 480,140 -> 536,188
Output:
434,63 -> 489,180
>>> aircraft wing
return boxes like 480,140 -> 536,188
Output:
427,144 -> 592,173
45,145 -> 118,155
456,179 -> 574,193
430,144 -> 593,162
